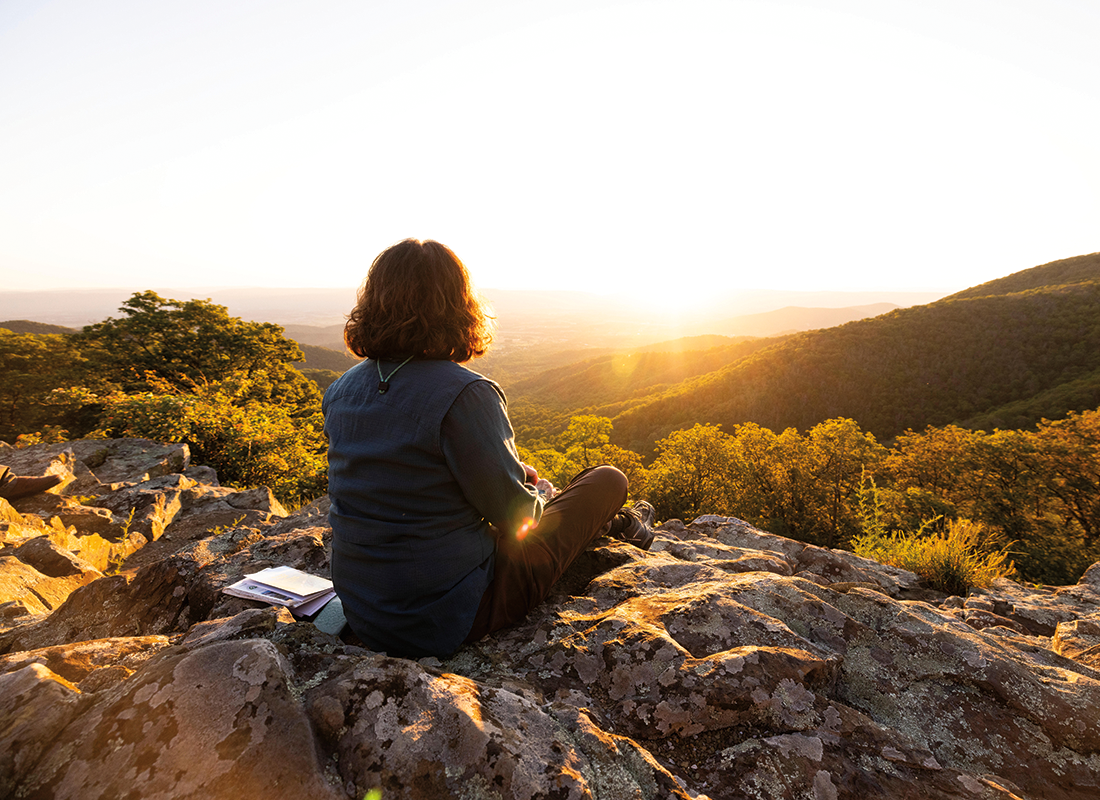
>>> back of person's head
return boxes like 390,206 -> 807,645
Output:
344,238 -> 494,362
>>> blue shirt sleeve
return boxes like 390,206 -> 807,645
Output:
440,380 -> 544,536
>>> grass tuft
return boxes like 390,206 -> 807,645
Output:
853,517 -> 1016,596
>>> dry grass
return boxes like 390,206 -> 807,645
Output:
853,518 -> 1016,596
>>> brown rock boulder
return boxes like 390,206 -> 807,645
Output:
521,579 -> 839,739
0,497 -> 24,524
19,639 -> 342,799
13,535 -> 102,582
698,516 -> 923,597
0,557 -> 52,616
0,565 -> 188,654
709,710 -> 1024,799
306,653 -> 692,800
120,484 -> 291,571
1,499 -> 125,573
1053,615 -> 1100,669
0,547 -> 101,616
89,473 -> 192,542
824,586 -> 1100,796
0,522 -> 331,654
5,438 -> 191,494
0,447 -> 78,497
0,663 -> 84,798
0,634 -> 170,686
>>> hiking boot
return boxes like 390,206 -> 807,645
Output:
0,474 -> 63,501
609,500 -> 656,550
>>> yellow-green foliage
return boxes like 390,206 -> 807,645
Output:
646,423 -> 735,521
518,414 -> 648,499
94,382 -> 326,506
853,518 -> 1016,596
884,411 -> 1100,584
643,418 -> 885,547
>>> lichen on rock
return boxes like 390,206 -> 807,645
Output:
2,439 -> 1100,798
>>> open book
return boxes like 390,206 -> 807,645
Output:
222,565 -> 336,617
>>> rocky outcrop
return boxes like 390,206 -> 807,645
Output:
2,441 -> 1100,798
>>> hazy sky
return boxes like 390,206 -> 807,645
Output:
1,0 -> 1097,303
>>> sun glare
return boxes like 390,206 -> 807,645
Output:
0,1 -> 1097,295
616,281 -> 704,318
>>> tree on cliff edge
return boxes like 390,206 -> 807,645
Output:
63,292 -> 326,503
74,291 -> 320,416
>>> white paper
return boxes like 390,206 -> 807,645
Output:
243,565 -> 332,597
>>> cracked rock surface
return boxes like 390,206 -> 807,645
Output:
2,441 -> 1100,798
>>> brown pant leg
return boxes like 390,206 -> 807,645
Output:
465,465 -> 627,643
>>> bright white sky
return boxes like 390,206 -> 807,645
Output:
1,0 -> 1097,304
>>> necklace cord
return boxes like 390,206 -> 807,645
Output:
376,356 -> 414,393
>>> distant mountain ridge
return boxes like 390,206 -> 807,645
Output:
278,304 -> 910,386
0,286 -> 942,334
705,302 -> 898,337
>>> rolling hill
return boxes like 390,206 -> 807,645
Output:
508,252 -> 1100,452
282,324 -> 347,353
293,342 -> 358,372
506,335 -> 780,413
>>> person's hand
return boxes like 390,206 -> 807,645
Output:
520,462 -> 539,484
535,478 -> 557,499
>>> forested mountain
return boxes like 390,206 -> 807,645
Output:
290,343 -> 359,391
948,252 -> 1100,300
0,319 -> 76,335
274,298 -> 923,386
509,252 -> 1100,452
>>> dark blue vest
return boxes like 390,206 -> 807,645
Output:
323,358 -> 496,657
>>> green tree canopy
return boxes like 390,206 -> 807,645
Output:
74,291 -> 319,415
0,328 -> 85,441
805,418 -> 886,547
648,423 -> 735,520
1031,409 -> 1100,543
559,415 -> 613,470
0,292 -> 330,502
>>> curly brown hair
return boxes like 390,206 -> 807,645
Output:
344,239 -> 494,362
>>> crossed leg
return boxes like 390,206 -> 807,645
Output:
464,465 -> 627,643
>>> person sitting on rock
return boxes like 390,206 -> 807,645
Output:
0,466 -> 63,501
323,238 -> 654,659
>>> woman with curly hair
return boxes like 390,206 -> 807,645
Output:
323,238 -> 653,659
